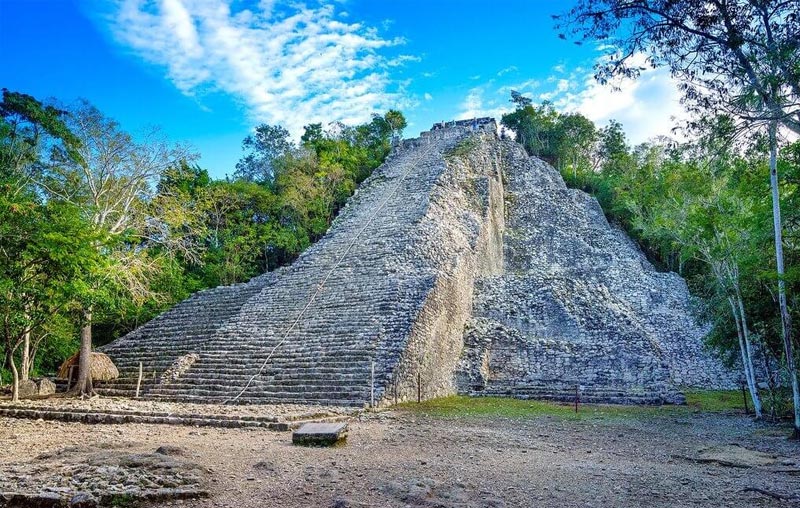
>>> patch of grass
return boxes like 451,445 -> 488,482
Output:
399,395 -> 668,421
683,389 -> 749,412
444,137 -> 478,160
399,395 -> 576,418
398,391 -> 748,422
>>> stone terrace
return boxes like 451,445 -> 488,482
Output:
0,397 -> 354,430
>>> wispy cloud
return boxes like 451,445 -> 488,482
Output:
497,79 -> 540,97
458,85 -> 508,121
538,79 -> 571,101
106,0 -> 409,136
497,65 -> 517,77
463,52 -> 685,144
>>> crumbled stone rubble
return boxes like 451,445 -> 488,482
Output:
0,444 -> 207,507
0,397 -> 357,429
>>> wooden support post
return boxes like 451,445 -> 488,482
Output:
742,383 -> 750,415
370,361 -> 375,408
135,362 -> 143,398
66,365 -> 75,391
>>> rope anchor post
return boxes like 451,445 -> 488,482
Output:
135,362 -> 143,398
370,361 -> 375,408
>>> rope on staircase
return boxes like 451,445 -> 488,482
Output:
223,139 -> 444,404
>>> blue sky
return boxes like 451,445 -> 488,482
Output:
0,0 -> 684,179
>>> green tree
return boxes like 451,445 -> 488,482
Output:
501,100 -> 561,163
34,100 -> 198,396
383,109 -> 408,141
627,161 -> 765,415
0,89 -> 91,395
234,124 -> 295,185
558,0 -> 800,436
501,98 -> 598,189
0,88 -> 83,178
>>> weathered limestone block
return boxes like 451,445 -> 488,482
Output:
18,380 -> 37,398
292,422 -> 348,446
37,379 -> 56,396
159,354 -> 200,384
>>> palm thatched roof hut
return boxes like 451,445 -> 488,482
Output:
57,352 -> 119,381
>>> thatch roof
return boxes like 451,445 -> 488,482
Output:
57,352 -> 119,381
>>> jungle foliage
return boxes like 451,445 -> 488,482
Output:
0,87 -> 404,394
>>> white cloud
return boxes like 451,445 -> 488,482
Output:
538,79 -> 571,101
387,54 -> 421,67
424,92 -> 433,101
555,54 -> 687,143
497,65 -> 517,76
462,52 -> 686,145
497,79 -> 540,97
108,0 -> 408,136
458,85 -> 508,121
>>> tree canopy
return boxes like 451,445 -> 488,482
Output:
556,0 -> 800,134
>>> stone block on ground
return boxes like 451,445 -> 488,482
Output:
292,422 -> 348,446
17,380 -> 37,398
691,444 -> 782,468
37,379 -> 56,396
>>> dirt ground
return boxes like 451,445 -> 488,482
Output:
1,407 -> 799,507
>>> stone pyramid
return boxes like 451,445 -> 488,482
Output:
100,120 -> 735,406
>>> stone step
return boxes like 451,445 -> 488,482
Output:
110,349 -> 378,361
467,384 -> 683,405
0,406 -> 353,430
146,385 -> 369,397
145,394 -> 366,407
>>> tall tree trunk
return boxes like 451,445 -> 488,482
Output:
728,295 -> 762,418
9,351 -> 19,403
20,328 -> 30,382
74,307 -> 94,396
768,121 -> 799,437
735,291 -> 763,418
3,347 -> 11,385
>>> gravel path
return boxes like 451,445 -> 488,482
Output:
1,408 -> 798,507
